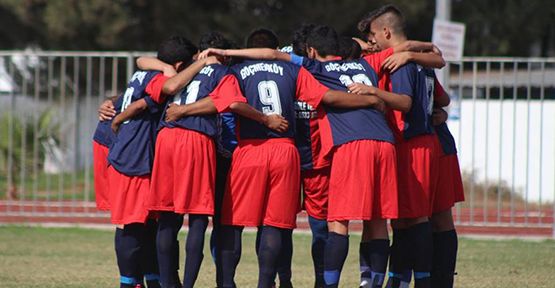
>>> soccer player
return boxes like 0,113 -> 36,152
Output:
134,32 -> 289,288
93,95 -> 119,212
200,24 -> 445,288
361,5 -> 444,288
105,36 -> 203,288
429,81 -> 464,288
195,28 -> 395,288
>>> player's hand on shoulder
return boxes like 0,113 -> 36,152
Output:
98,99 -> 116,121
263,114 -> 289,133
432,107 -> 448,125
348,83 -> 375,95
382,51 -> 411,73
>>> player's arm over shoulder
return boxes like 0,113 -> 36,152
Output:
200,48 -> 292,62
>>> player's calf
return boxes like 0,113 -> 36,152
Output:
430,209 -> 458,288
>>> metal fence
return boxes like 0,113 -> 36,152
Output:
0,51 -> 553,237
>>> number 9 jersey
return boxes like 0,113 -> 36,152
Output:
230,59 -> 328,140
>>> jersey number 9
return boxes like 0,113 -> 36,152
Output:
257,80 -> 282,115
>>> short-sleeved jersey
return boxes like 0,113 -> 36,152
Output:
388,63 -> 435,140
293,56 -> 395,156
107,70 -> 162,176
159,64 -> 230,138
93,97 -> 123,147
230,59 -> 327,140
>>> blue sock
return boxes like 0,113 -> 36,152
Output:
323,232 -> 349,288
308,216 -> 328,287
142,219 -> 160,288
257,226 -> 283,288
360,239 -> 389,288
115,225 -> 144,288
156,212 -> 183,288
431,229 -> 458,288
277,229 -> 293,288
410,222 -> 433,288
218,225 -> 242,288
386,229 -> 411,288
183,214 -> 209,288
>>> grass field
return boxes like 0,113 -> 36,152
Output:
0,226 -> 554,288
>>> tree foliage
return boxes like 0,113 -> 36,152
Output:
0,0 -> 553,56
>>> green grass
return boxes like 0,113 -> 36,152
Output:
0,226 -> 554,287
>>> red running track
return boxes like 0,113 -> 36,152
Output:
1,201 -> 553,237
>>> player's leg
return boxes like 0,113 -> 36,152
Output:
156,212 -> 184,288
261,141 -> 300,288
211,154 -> 231,287
359,219 -> 389,288
276,229 -> 293,288
142,218 -> 161,288
115,223 -> 146,288
302,167 -> 331,288
217,225 -> 243,288
257,225 -> 285,288
308,215 -> 328,288
323,221 -> 350,288
430,209 -> 457,288
430,154 -> 463,288
182,214 -> 209,288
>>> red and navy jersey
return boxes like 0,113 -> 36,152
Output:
93,120 -> 114,148
107,70 -> 162,176
292,56 -> 395,156
159,64 -> 230,138
93,96 -> 123,147
230,59 -> 327,140
388,63 -> 436,140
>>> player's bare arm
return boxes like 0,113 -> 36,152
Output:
347,83 -> 411,112
97,95 -> 119,121
199,47 -> 292,62
137,56 -> 220,95
322,90 -> 387,113
165,97 -> 217,122
136,57 -> 177,77
166,97 -> 289,133
163,56 -> 220,94
111,98 -> 148,133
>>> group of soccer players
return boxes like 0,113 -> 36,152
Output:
92,4 -> 464,288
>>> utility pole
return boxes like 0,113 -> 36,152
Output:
435,0 -> 451,88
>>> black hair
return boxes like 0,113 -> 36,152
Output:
157,36 -> 198,67
363,4 -> 405,35
292,23 -> 316,56
306,25 -> 339,57
199,31 -> 231,51
246,28 -> 279,49
337,37 -> 362,60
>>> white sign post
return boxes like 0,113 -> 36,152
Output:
432,18 -> 465,120
432,18 -> 466,61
